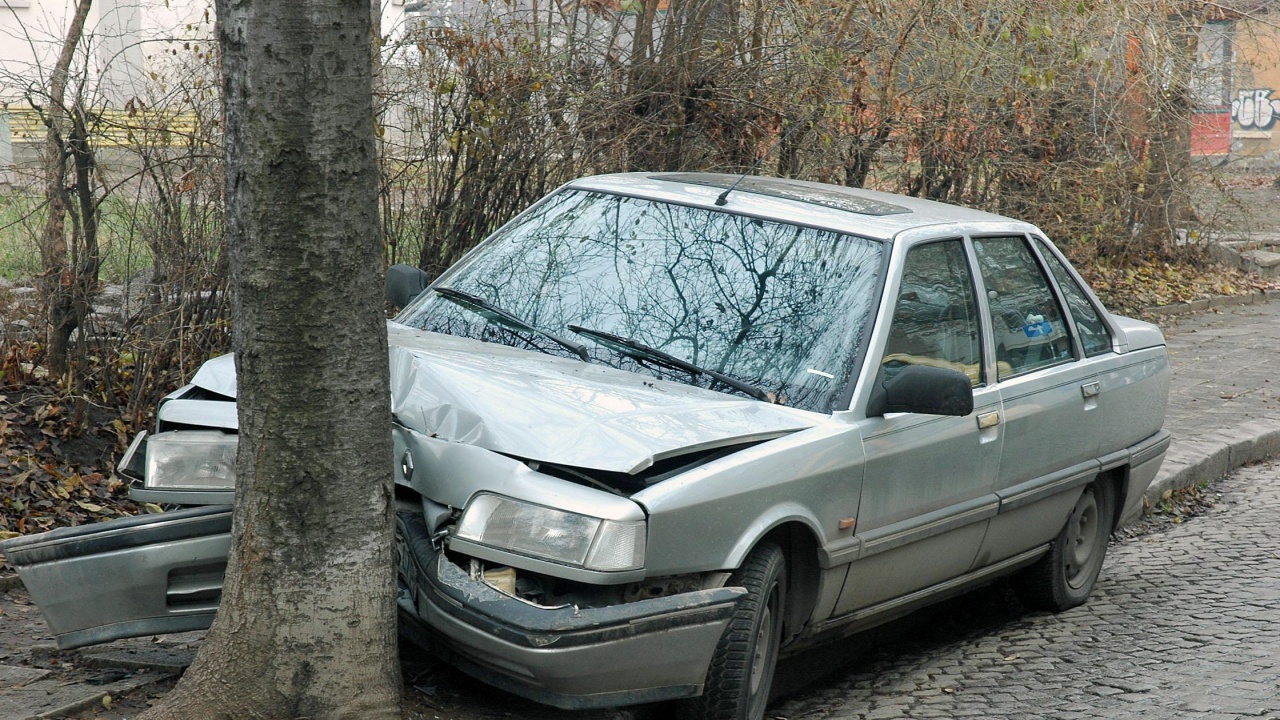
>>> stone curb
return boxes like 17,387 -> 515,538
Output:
78,646 -> 196,675
1142,420 -> 1280,510
1144,288 -> 1280,318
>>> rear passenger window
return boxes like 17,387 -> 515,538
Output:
972,236 -> 1073,380
1036,240 -> 1112,357
882,240 -> 984,387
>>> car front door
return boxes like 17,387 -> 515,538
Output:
834,237 -> 1002,617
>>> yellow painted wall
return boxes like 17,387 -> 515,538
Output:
1231,16 -> 1280,161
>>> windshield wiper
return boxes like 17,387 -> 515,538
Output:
567,324 -> 769,402
434,287 -> 590,361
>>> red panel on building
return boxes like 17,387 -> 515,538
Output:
1192,110 -> 1231,157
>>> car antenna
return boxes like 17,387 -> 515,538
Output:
714,109 -> 821,207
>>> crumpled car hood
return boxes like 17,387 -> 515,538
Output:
188,323 -> 820,474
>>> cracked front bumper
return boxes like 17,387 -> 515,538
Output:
397,517 -> 745,709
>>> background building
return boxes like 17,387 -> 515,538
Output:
1193,1 -> 1280,166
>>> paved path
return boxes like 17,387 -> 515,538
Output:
768,460 -> 1280,719
1150,299 -> 1280,500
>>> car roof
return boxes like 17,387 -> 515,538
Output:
567,172 -> 1039,242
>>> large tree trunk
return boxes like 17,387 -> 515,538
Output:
137,0 -> 401,718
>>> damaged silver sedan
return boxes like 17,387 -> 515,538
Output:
4,173 -> 1171,720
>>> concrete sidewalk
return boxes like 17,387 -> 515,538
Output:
1146,294 -> 1280,505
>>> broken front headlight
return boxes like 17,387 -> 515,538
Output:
145,430 -> 238,491
455,493 -> 646,572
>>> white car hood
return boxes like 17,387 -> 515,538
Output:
188,323 -> 820,474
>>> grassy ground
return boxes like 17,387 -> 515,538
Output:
0,191 -> 43,280
0,190 -> 155,284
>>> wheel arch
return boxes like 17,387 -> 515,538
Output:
1099,465 -> 1128,532
732,518 -> 823,644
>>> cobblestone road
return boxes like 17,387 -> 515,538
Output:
767,461 -> 1280,720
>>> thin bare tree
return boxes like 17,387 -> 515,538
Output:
35,0 -> 98,377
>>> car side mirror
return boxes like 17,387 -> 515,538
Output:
386,264 -> 431,310
866,365 -> 974,417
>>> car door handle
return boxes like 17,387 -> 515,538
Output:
976,411 -> 1000,429
1081,382 -> 1100,399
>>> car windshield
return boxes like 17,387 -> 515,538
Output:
397,189 -> 886,413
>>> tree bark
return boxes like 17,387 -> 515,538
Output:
37,0 -> 93,377
137,0 -> 401,717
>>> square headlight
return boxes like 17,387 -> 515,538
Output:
455,493 -> 645,572
145,430 -> 238,491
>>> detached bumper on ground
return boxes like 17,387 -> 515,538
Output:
2,506 -> 230,649
397,515 -> 745,709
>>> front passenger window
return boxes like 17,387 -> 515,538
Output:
973,236 -> 1073,380
882,240 -> 984,387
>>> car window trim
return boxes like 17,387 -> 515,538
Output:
959,236 -> 996,389
849,233 -> 986,416
1023,234 -> 1088,362
1028,234 -> 1116,358
967,233 -> 1078,383
877,236 -> 988,389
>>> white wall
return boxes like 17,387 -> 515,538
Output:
1,0 -> 213,105
0,0 -> 478,107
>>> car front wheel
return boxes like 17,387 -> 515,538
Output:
678,542 -> 786,720
1015,479 -> 1116,611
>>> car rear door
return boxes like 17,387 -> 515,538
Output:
2,506 -> 229,649
1032,236 -> 1165,457
968,234 -> 1102,566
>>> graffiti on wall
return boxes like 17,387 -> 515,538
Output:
1232,89 -> 1280,131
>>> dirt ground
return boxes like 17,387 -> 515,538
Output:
1190,172 -> 1280,237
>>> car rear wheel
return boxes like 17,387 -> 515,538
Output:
1015,479 -> 1115,611
677,542 -> 786,720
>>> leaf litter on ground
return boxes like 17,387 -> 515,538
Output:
0,388 -> 141,572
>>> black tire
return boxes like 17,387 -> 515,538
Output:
1015,479 -> 1116,611
677,542 -> 786,720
